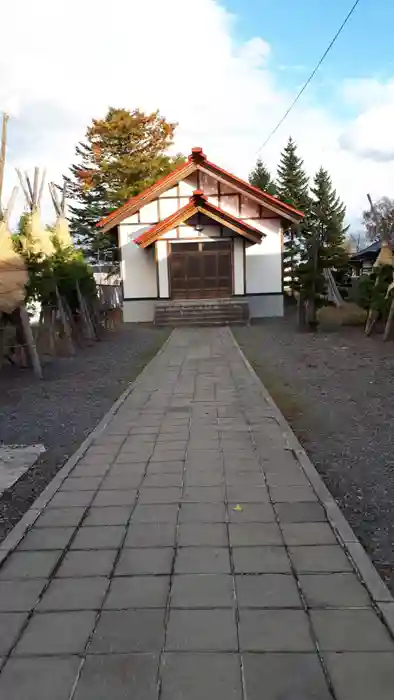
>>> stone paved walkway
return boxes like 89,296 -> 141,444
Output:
0,328 -> 393,699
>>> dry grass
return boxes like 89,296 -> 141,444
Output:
317,302 -> 367,328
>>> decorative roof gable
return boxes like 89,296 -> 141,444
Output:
98,148 -> 304,232
134,191 -> 264,248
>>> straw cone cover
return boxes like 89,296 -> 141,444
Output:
0,220 -> 28,313
373,242 -> 394,268
54,215 -> 73,249
22,209 -> 54,258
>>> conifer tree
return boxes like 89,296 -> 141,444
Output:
276,137 -> 310,291
248,158 -> 276,195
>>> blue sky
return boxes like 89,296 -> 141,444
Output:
227,0 -> 394,118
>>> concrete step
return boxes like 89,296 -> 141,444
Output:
154,299 -> 249,326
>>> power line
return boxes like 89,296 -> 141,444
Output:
256,0 -> 362,153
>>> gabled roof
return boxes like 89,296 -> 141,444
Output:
350,240 -> 380,261
134,191 -> 264,248
98,147 -> 304,232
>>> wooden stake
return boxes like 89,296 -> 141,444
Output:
19,306 -> 43,379
16,168 -> 31,206
383,298 -> 394,341
38,169 -> 46,208
55,286 -> 75,355
76,281 -> 96,340
0,113 -> 9,216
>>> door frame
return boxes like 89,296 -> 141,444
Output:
168,239 -> 234,300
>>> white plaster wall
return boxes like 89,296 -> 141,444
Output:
156,240 -> 169,298
245,218 -> 282,294
233,238 -> 244,295
119,223 -> 157,299
139,200 -> 159,224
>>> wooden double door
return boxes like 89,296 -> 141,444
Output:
169,241 -> 233,299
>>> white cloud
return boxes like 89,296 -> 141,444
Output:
1,0 -> 394,230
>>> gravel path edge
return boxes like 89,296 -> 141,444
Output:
0,331 -> 174,566
229,329 -> 394,639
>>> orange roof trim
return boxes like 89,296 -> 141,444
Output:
134,191 -> 264,248
98,147 -> 304,232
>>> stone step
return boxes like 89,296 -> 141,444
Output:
154,299 -> 249,326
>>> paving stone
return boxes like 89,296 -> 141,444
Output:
14,611 -> 96,655
56,550 -> 117,578
228,503 -> 275,522
37,577 -> 109,611
184,473 -> 224,487
143,474 -> 183,488
274,502 -> 327,522
84,506 -> 132,526
151,450 -> 186,462
238,609 -> 315,651
0,612 -> 28,654
324,652 -> 394,700
226,486 -> 269,503
229,523 -> 282,546
92,489 -> 138,507
270,485 -> 318,503
170,575 -> 234,608
0,656 -> 80,700
70,525 -> 125,550
34,507 -> 86,528
242,653 -> 332,700
178,523 -> 228,546
226,473 -> 265,486
0,579 -> 46,612
224,459 -> 260,472
232,546 -> 292,573
235,574 -> 302,608
101,474 -> 143,489
111,461 -> 146,473
124,523 -> 176,548
299,573 -> 371,608
59,477 -> 103,492
290,545 -> 353,573
281,523 -> 337,546
0,551 -> 61,580
131,504 -> 179,523
166,609 -> 238,651
104,576 -> 170,609
147,461 -> 184,474
73,654 -> 159,700
182,486 -> 225,503
114,548 -> 174,576
138,488 -> 182,504
311,609 -> 394,651
179,503 -> 226,523
160,653 -> 242,700
72,462 -> 111,477
264,471 -> 311,487
48,491 -> 96,508
175,547 -> 231,574
17,527 -> 75,551
89,609 -> 165,653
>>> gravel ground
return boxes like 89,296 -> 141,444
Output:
234,313 -> 394,594
0,325 -> 169,542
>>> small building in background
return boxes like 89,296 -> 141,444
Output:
349,241 -> 380,276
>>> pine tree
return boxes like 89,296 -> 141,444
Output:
65,107 -> 184,259
276,137 -> 310,291
248,159 -> 276,195
298,167 -> 348,313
